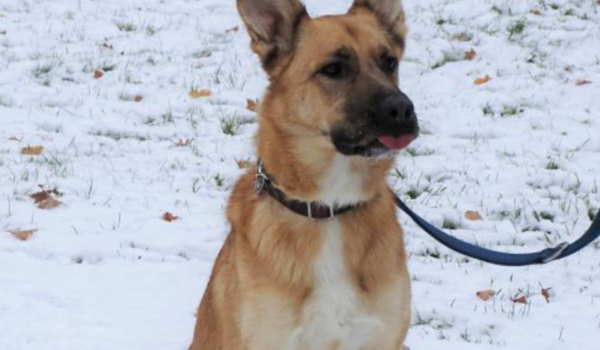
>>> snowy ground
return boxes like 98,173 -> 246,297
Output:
1,0 -> 600,349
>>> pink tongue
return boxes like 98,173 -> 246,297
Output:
378,135 -> 415,150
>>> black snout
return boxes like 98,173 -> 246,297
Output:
377,92 -> 416,126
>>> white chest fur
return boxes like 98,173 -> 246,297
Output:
318,155 -> 367,207
290,220 -> 383,350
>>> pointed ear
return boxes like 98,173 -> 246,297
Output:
349,0 -> 407,46
237,0 -> 308,71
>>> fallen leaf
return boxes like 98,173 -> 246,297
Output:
93,70 -> 104,79
465,49 -> 477,61
541,287 -> 551,303
530,10 -> 541,15
174,139 -> 192,147
189,89 -> 211,99
512,295 -> 528,304
30,191 -> 51,204
9,136 -> 23,142
465,210 -> 483,221
474,75 -> 492,85
10,229 -> 37,241
476,289 -> 496,301
21,145 -> 44,155
134,95 -> 144,102
236,158 -> 254,169
37,196 -> 62,209
162,212 -> 179,222
576,78 -> 592,86
226,26 -> 239,33
452,33 -> 472,42
246,99 -> 258,112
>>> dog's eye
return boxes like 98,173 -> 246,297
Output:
384,56 -> 398,73
320,62 -> 345,78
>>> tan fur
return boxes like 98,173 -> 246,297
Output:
189,1 -> 411,349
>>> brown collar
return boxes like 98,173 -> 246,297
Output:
254,160 -> 361,220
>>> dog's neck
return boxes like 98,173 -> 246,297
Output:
256,119 -> 393,208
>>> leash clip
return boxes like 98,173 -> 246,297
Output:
541,242 -> 569,264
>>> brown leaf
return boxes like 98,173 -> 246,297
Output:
246,99 -> 258,112
162,212 -> 179,222
530,10 -> 541,15
134,95 -> 143,102
93,70 -> 104,79
21,145 -> 44,155
474,75 -> 492,85
10,229 -> 37,241
512,295 -> 528,304
235,158 -> 254,169
30,191 -> 51,204
465,210 -> 483,221
576,78 -> 592,86
465,49 -> 477,61
476,289 -> 496,301
226,26 -> 239,33
541,287 -> 551,303
37,197 -> 62,209
190,89 -> 211,99
174,139 -> 192,147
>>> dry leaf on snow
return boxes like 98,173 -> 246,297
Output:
134,95 -> 144,102
246,99 -> 258,112
476,289 -> 496,301
163,212 -> 179,222
30,187 -> 63,209
465,49 -> 477,61
21,145 -> 44,155
474,75 -> 492,85
530,10 -> 541,15
541,287 -> 552,303
190,89 -> 211,99
465,210 -> 483,221
10,229 -> 37,241
576,78 -> 592,86
37,196 -> 62,209
174,139 -> 192,147
94,70 -> 104,79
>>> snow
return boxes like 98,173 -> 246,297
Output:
1,0 -> 600,349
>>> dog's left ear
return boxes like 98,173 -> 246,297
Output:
237,0 -> 309,71
349,0 -> 407,46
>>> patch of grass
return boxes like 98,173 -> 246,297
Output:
116,22 -> 137,32
500,105 -> 525,117
550,3 -> 560,10
214,174 -> 224,187
546,160 -> 560,170
406,187 -> 423,200
32,62 -> 57,78
145,25 -> 157,36
483,104 -> 494,116
442,218 -> 460,230
589,208 -> 597,221
508,20 -> 526,39
540,211 -> 555,221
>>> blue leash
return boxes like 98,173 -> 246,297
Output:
394,194 -> 600,266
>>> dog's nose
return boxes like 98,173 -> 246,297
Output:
379,93 -> 415,124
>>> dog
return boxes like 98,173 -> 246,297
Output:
188,0 -> 418,349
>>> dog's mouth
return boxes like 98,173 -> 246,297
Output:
332,131 -> 418,158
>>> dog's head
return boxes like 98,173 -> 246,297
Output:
238,0 -> 418,158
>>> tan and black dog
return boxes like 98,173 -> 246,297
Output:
189,0 -> 418,349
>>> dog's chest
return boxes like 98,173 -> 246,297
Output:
291,221 -> 382,350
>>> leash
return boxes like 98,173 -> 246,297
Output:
254,160 -> 600,266
394,194 -> 600,266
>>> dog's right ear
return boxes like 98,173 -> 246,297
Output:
237,0 -> 308,72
